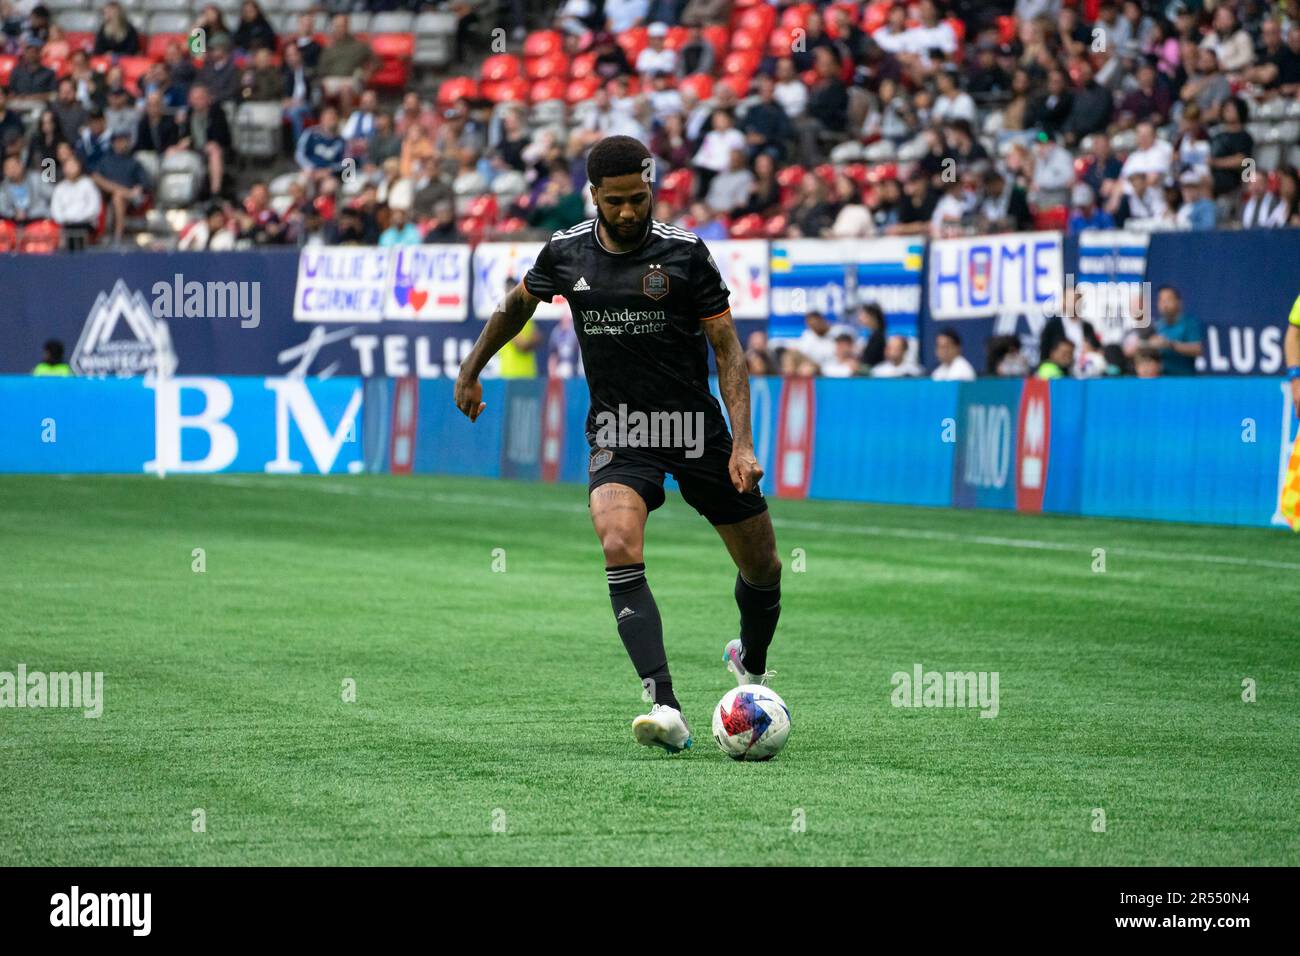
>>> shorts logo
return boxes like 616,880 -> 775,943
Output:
589,448 -> 614,472
643,266 -> 669,301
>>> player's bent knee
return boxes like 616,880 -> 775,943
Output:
599,528 -> 643,566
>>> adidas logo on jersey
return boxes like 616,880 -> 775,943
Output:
573,276 -> 591,292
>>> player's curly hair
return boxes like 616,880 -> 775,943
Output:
586,135 -> 652,188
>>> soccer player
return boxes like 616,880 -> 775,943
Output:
453,136 -> 782,753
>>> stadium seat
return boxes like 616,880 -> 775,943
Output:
616,26 -> 648,64
719,74 -> 752,99
483,78 -> 530,104
17,220 -> 61,254
678,73 -> 713,102
158,151 -> 204,209
728,213 -> 764,238
722,50 -> 761,78
779,3 -> 816,29
763,214 -> 789,238
466,194 -> 498,223
659,167 -> 693,206
119,56 -> 153,90
146,33 -> 189,61
369,12 -> 414,34
437,76 -> 479,107
768,26 -> 802,57
569,51 -> 598,80
529,77 -> 567,104
565,76 -> 601,105
369,34 -> 415,90
0,56 -> 16,87
233,102 -> 284,160
737,5 -> 777,33
414,11 -> 458,69
523,30 -> 563,59
664,26 -> 689,51
492,216 -> 528,237
701,25 -> 730,61
525,51 -> 567,81
730,30 -> 764,54
1033,206 -> 1069,231
0,219 -> 16,253
862,1 -> 892,33
480,54 -> 521,84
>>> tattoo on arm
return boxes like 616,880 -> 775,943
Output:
461,283 -> 540,379
706,317 -> 753,448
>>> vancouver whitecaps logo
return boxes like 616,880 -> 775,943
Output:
71,280 -> 178,377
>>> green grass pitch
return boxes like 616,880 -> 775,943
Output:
2,473 -> 1297,866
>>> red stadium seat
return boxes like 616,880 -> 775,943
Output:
823,3 -> 858,38
701,25 -> 730,61
1033,206 -> 1069,231
565,75 -> 601,104
813,163 -> 838,187
729,213 -> 764,238
730,29 -> 763,54
483,77 -> 530,104
863,1 -> 892,33
467,194 -> 498,223
480,54 -> 520,83
525,51 -> 567,81
437,76 -> 479,106
0,55 -> 14,87
569,51 -> 598,80
764,214 -> 789,238
722,50 -> 761,77
369,34 -> 414,90
458,215 -> 487,242
664,26 -> 689,51
868,162 -> 899,183
843,163 -> 870,185
996,15 -> 1017,45
493,216 -> 528,237
616,26 -> 648,63
62,32 -> 95,54
118,56 -> 152,89
17,220 -> 61,254
779,3 -> 816,29
678,73 -> 714,102
777,165 -> 806,189
0,219 -> 16,253
659,167 -> 694,206
736,5 -> 776,34
719,73 -> 752,99
89,54 -> 111,73
530,77 -> 567,103
768,27 -> 801,57
522,30 -> 563,59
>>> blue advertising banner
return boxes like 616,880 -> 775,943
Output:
953,379 -> 1022,510
0,375 -> 363,474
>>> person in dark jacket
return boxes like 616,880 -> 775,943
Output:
232,0 -> 277,54
741,73 -> 795,164
92,3 -> 142,56
174,84 -> 232,197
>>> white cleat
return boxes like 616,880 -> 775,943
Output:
631,704 -> 693,754
724,639 -> 775,687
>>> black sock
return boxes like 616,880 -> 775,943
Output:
735,572 -> 781,674
607,563 -> 679,710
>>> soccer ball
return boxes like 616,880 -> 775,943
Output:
712,685 -> 791,761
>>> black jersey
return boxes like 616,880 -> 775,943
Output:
523,217 -> 734,449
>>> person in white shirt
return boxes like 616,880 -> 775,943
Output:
932,68 -> 977,124
603,0 -> 648,35
780,311 -> 841,370
872,6 -> 912,56
1198,7 -> 1254,74
50,155 -> 101,229
871,335 -> 924,378
692,108 -> 745,197
645,71 -> 684,123
1119,121 -> 1173,180
704,148 -> 754,214
772,57 -> 808,120
636,22 -> 676,77
821,333 -> 861,378
931,328 -> 977,381
903,0 -> 957,64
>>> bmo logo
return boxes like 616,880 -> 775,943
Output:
963,403 -> 1012,490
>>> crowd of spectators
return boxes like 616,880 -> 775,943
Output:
2,0 -> 1299,251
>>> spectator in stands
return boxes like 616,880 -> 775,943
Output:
65,51 -> 106,111
50,79 -> 87,144
1129,285 -> 1202,375
8,41 -> 55,107
851,302 -> 887,368
295,104 -> 345,182
980,167 -> 1034,233
378,206 -> 422,246
1182,48 -> 1231,122
160,43 -> 197,106
1121,120 -> 1173,186
738,150 -> 780,217
693,107 -> 745,199
239,46 -> 280,102
681,0 -> 731,28
290,12 -> 323,70
933,67 -> 976,125
0,87 -> 26,155
1061,59 -> 1112,146
772,57 -> 808,121
931,327 -> 977,381
675,25 -> 715,78
423,199 -> 459,242
1041,287 -> 1102,376
744,330 -> 777,376
196,34 -> 241,105
369,112 -> 401,168
277,41 -> 317,146
788,311 -> 841,370
1068,183 -> 1115,232
1029,132 -> 1074,208
179,201 -> 236,251
683,199 -> 727,239
741,73 -> 794,164
1133,346 -> 1161,378
0,152 -> 51,223
527,167 -> 585,232
636,22 -> 675,78
25,110 -> 63,175
830,173 -> 873,238
32,339 -> 71,376
796,47 -> 849,167
1176,171 -> 1216,230
987,334 -> 1031,376
193,5 -> 231,47
704,148 -> 753,215
821,333 -> 861,378
136,91 -> 179,154
317,14 -> 374,113
233,1 -> 276,54
1119,61 -> 1172,126
930,178 -> 966,237
891,168 -> 937,236
49,154 -> 100,250
591,31 -> 632,81
790,174 -> 840,237
1030,69 -> 1072,138
1036,337 -> 1075,378
174,84 -> 231,198
1208,96 -> 1253,201
1000,68 -> 1034,132
75,110 -> 111,173
1200,7 -> 1254,74
1108,167 -> 1167,227
236,181 -> 286,245
92,130 -> 149,244
92,3 -> 140,56
871,335 -> 923,378
104,86 -> 139,146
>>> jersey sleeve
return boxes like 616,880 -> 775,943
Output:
690,240 -> 732,322
522,239 -> 559,302
1289,293 -> 1300,327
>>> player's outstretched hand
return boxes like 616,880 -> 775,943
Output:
454,374 -> 486,422
729,446 -> 764,494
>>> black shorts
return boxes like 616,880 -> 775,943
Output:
587,433 -> 768,526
